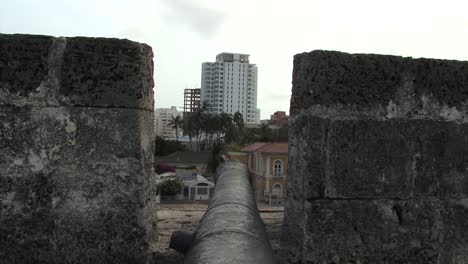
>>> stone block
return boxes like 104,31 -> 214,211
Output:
0,34 -> 53,98
0,106 -> 156,263
60,37 -> 154,110
291,51 -> 403,112
0,34 -> 154,110
291,50 -> 468,115
296,115 -> 468,200
302,198 -> 468,264
284,50 -> 468,263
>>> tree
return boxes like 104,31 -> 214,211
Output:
201,113 -> 219,150
157,177 -> 183,196
207,140 -> 226,175
194,104 -> 209,151
258,123 -> 273,142
182,103 -> 209,151
218,112 -> 237,144
236,124 -> 282,144
232,111 -> 247,143
182,113 -> 195,151
168,115 -> 183,141
272,124 -> 288,142
233,111 -> 244,131
154,136 -> 187,156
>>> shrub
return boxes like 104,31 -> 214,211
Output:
157,178 -> 183,196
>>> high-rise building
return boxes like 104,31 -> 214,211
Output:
154,106 -> 182,139
201,53 -> 259,124
183,88 -> 201,115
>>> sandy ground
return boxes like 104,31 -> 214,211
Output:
153,202 -> 284,263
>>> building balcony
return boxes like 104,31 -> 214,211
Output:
261,194 -> 284,206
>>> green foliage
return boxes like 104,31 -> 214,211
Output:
233,112 -> 244,130
207,140 -> 226,173
157,177 -> 183,196
155,136 -> 187,156
168,116 -> 183,141
271,124 -> 288,142
180,108 -> 287,152
182,107 -> 243,151
224,143 -> 243,152
239,123 -> 288,144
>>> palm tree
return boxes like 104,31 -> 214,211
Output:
168,115 -> 183,141
182,103 -> 209,151
207,140 -> 226,176
233,111 -> 244,130
194,103 -> 210,151
233,111 -> 245,143
182,114 -> 194,150
202,113 -> 216,149
219,112 -> 237,143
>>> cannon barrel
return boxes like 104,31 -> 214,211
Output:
170,161 -> 275,264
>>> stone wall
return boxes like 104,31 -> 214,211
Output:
283,50 -> 468,263
0,34 -> 157,263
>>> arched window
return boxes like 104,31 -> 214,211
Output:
272,184 -> 282,198
274,160 -> 282,177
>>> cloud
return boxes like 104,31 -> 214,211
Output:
117,27 -> 153,42
266,93 -> 291,102
161,0 -> 226,39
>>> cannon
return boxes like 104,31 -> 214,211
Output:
169,161 -> 275,264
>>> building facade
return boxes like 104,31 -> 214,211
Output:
183,88 -> 201,114
154,106 -> 182,139
241,142 -> 288,205
201,52 -> 259,124
269,111 -> 289,126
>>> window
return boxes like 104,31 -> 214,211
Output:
272,184 -> 282,198
274,160 -> 282,177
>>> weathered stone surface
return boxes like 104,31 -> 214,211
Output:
60,37 -> 154,110
0,106 -> 157,263
281,116 -> 308,263
302,198 -> 468,264
295,115 -> 468,200
0,34 -> 154,110
290,51 -> 468,123
283,51 -> 468,263
0,34 -> 53,97
0,34 -> 156,264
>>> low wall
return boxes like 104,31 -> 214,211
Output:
0,34 -> 157,263
283,50 -> 468,263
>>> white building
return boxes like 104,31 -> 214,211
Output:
201,53 -> 259,124
255,108 -> 261,124
154,106 -> 183,139
156,172 -> 215,201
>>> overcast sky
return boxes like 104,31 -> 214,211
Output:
2,0 -> 468,119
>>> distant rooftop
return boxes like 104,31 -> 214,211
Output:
216,52 -> 250,63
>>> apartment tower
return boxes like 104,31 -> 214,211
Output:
201,53 -> 259,124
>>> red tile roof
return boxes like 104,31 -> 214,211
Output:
241,142 -> 268,152
241,142 -> 288,154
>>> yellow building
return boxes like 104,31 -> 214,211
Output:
240,142 -> 288,205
